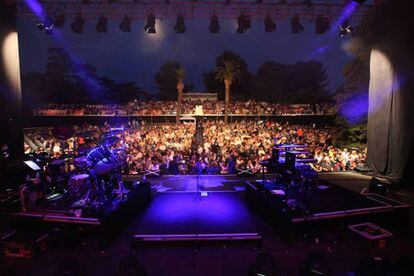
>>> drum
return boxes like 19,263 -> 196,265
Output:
49,159 -> 65,175
74,157 -> 88,169
87,146 -> 116,175
68,174 -> 89,196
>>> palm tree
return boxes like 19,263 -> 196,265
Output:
215,60 -> 241,123
175,66 -> 186,124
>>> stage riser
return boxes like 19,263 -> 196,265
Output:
132,234 -> 262,249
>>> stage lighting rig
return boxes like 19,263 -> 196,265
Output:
144,14 -> 156,34
237,13 -> 251,33
119,14 -> 132,32
264,14 -> 276,32
96,15 -> 108,33
291,15 -> 304,33
352,0 -> 367,4
303,0 -> 312,8
209,14 -> 220,33
36,16 -> 54,35
174,14 -> 186,33
339,20 -> 353,37
315,15 -> 330,34
71,14 -> 85,34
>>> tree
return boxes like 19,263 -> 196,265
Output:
215,60 -> 241,123
175,66 -> 185,123
203,51 -> 253,100
254,60 -> 330,104
154,61 -> 192,100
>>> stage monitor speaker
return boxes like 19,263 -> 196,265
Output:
369,177 -> 389,196
285,151 -> 296,170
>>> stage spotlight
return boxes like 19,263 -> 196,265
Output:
237,13 -> 251,33
264,14 -> 276,32
36,16 -> 54,34
291,15 -> 304,33
96,15 -> 108,33
119,14 -> 132,32
71,14 -> 85,34
339,20 -> 353,37
209,14 -> 220,33
144,13 -> 156,33
303,0 -> 312,8
54,14 -> 65,28
174,14 -> 186,33
315,15 -> 330,34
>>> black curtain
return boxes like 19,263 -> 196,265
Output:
366,0 -> 414,184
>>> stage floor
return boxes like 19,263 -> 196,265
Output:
128,175 -> 255,235
2,172 -> 414,276
131,192 -> 256,235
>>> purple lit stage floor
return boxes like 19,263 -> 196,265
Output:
151,175 -> 247,193
131,192 -> 256,235
126,175 -> 257,235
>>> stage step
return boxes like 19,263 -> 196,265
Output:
132,233 -> 262,248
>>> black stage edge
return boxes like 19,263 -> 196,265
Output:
132,233 -> 262,249
245,181 -> 410,242
0,182 -> 152,249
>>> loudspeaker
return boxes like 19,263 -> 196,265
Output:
285,152 -> 296,170
369,177 -> 389,196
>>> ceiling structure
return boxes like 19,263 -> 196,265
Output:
17,0 -> 374,21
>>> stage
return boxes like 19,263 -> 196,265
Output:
1,172 -> 414,275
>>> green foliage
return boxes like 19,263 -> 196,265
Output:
333,113 -> 367,149
154,61 -> 192,100
174,66 -> 186,82
21,47 -> 149,108
203,51 -> 253,100
253,60 -> 331,103
214,60 -> 241,84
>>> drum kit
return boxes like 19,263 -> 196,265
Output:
49,131 -> 127,207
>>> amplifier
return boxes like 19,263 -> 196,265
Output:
0,230 -> 48,258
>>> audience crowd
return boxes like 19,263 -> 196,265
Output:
24,121 -> 366,175
34,100 -> 335,116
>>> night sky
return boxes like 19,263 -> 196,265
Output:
17,17 -> 354,94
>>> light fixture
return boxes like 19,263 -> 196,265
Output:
352,0 -> 367,4
339,20 -> 353,37
237,13 -> 251,33
303,0 -> 312,7
144,13 -> 156,33
315,15 -> 330,34
174,14 -> 186,33
291,15 -> 304,33
209,14 -> 220,33
96,15 -> 108,33
36,16 -> 54,35
71,14 -> 85,34
119,14 -> 132,32
264,14 -> 276,32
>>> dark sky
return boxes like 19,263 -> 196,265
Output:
17,17 -> 354,94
